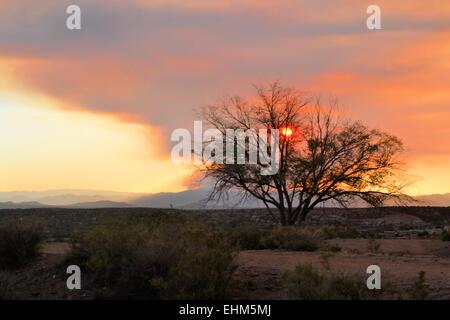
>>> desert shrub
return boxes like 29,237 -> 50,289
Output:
259,233 -> 279,249
441,231 -> 450,242
365,231 -> 382,239
0,272 -> 14,300
285,264 -> 367,300
67,214 -> 236,299
367,237 -> 381,253
0,220 -> 44,270
285,264 -> 327,299
319,252 -> 334,270
321,227 -> 338,239
321,227 -> 361,239
269,226 -> 319,252
337,229 -> 361,239
79,221 -> 149,284
409,271 -> 429,300
321,244 -> 342,253
156,225 -> 236,299
348,248 -> 362,255
285,239 -> 318,252
329,274 -> 365,300
228,227 -> 271,250
226,226 -> 319,251
417,230 -> 430,239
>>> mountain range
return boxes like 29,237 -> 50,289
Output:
0,189 -> 450,209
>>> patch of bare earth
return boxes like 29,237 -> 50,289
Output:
234,239 -> 450,300
3,243 -> 93,300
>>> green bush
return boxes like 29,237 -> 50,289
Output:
409,271 -> 429,300
284,238 -> 318,252
442,231 -> 450,242
321,227 -> 361,239
321,244 -> 342,253
67,214 -> 237,299
367,238 -> 381,253
321,227 -> 338,240
336,229 -> 361,239
329,274 -> 365,300
285,264 -> 367,300
73,220 -> 149,284
417,230 -> 430,239
228,227 -> 271,250
269,226 -> 319,252
259,233 -> 279,249
225,226 -> 319,252
158,225 -> 236,299
285,264 -> 326,299
0,221 -> 44,270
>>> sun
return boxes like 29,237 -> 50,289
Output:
281,127 -> 293,137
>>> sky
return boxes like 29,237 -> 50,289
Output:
0,0 -> 449,195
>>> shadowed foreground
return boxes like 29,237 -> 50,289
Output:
1,207 -> 449,300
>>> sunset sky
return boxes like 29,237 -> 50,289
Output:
1,0 -> 450,195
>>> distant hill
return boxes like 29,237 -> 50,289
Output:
130,189 -> 268,209
0,189 -> 449,209
415,193 -> 450,206
36,194 -> 106,206
0,201 -> 51,209
0,200 -> 132,210
0,189 -> 141,206
131,189 -> 211,208
131,190 -> 450,209
66,201 -> 133,209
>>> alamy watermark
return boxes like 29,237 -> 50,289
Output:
367,265 -> 381,290
171,121 -> 281,175
66,5 -> 81,30
66,4 -> 381,31
66,265 -> 81,290
367,5 -> 382,30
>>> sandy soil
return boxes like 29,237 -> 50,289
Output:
41,242 -> 71,255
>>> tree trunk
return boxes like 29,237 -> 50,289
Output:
298,209 -> 309,224
279,208 -> 287,226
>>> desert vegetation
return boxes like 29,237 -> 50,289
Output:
0,207 -> 449,300
0,220 -> 44,270
65,213 -> 236,299
283,264 -> 433,300
284,263 -> 370,300
229,226 -> 319,251
0,272 -> 14,300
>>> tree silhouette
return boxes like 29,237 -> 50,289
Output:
200,83 -> 409,225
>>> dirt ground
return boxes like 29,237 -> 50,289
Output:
235,239 -> 450,299
234,239 -> 450,299
1,243 -> 91,300
3,239 -> 450,300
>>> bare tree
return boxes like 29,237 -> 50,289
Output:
199,83 -> 409,225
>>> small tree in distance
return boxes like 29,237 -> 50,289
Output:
199,82 -> 410,225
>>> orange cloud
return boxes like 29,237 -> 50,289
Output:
1,0 -> 450,195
